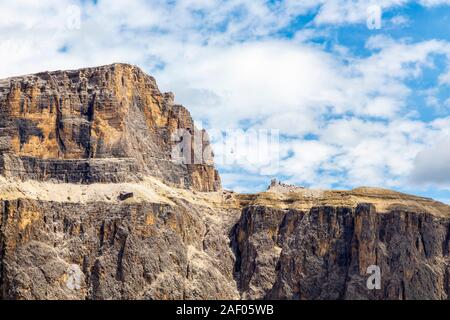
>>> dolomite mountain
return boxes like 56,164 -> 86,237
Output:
1,63 -> 450,300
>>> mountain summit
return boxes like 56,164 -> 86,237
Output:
0,63 -> 220,191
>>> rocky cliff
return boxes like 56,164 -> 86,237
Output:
1,64 -> 450,300
0,63 -> 220,191
233,188 -> 450,299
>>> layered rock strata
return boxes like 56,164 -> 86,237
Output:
0,64 -> 220,191
1,65 -> 450,300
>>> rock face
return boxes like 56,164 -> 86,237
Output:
233,204 -> 450,300
0,196 -> 240,300
0,64 -> 220,190
1,64 -> 450,300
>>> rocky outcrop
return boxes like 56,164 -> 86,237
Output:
0,64 -> 220,191
1,65 -> 450,300
232,204 -> 450,300
0,188 -> 240,300
267,178 -> 305,192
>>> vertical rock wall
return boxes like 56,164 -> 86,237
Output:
0,64 -> 221,191
232,204 -> 450,300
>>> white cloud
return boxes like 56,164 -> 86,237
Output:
365,97 -> 402,117
419,0 -> 450,6
439,70 -> 450,86
313,0 -> 450,26
155,41 -> 345,130
390,15 -> 410,26
313,0 -> 409,25
411,134 -> 450,186
281,117 -> 436,188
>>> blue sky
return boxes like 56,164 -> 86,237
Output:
0,0 -> 450,203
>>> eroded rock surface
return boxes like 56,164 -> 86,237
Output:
232,203 -> 450,300
1,64 -> 450,300
0,196 -> 240,300
0,63 -> 220,191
